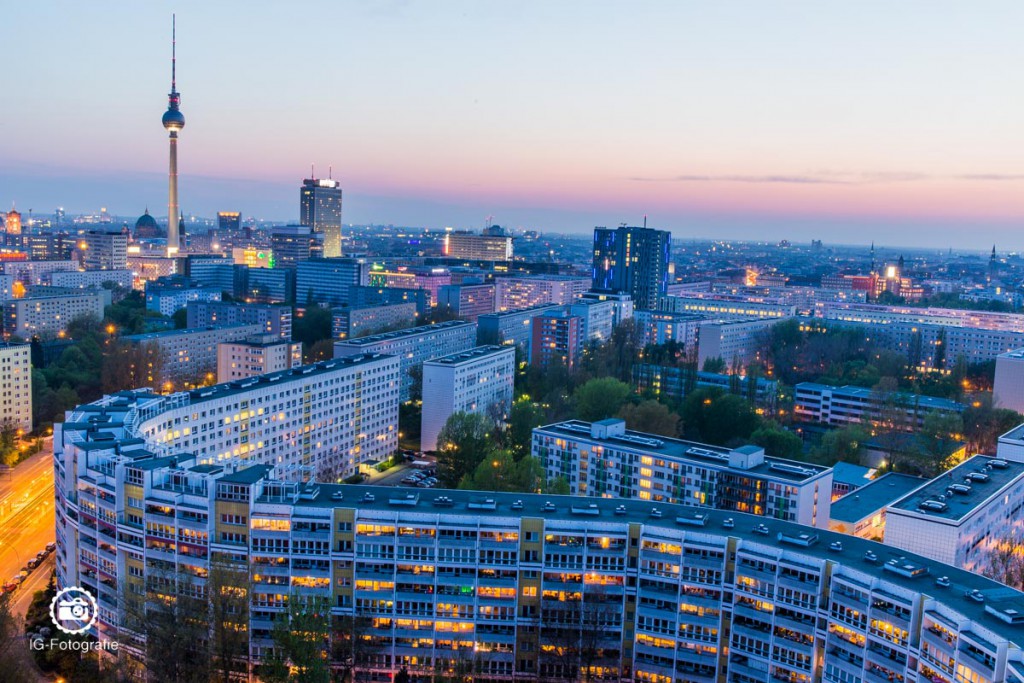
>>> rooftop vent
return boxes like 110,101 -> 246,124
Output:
919,499 -> 949,513
389,493 -> 420,507
675,512 -> 709,527
777,531 -> 819,547
570,504 -> 600,516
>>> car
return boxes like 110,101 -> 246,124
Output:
935,576 -> 951,588
863,551 -> 879,563
36,551 -> 46,561
15,572 -> 26,582
829,541 -> 844,552
26,559 -> 38,570
408,472 -> 426,480
543,502 -> 556,512
966,589 -> 985,603
423,477 -> 438,485
416,481 -> 433,488
722,518 -> 735,529
753,524 -> 770,536
2,582 -> 17,593
45,543 -> 56,553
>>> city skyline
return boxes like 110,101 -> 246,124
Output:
5,2 -> 1024,248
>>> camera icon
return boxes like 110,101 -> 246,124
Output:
57,597 -> 91,622
50,587 -> 98,634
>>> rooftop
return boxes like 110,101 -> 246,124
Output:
829,461 -> 875,488
334,319 -> 475,346
999,422 -> 1024,444
537,420 -> 831,483
478,303 -> 564,320
888,455 -> 1024,522
424,345 -> 513,366
123,324 -> 258,342
998,348 -> 1024,360
796,382 -> 966,412
830,472 -> 928,523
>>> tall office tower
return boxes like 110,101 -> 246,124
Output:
300,176 -> 343,258
218,211 -> 241,232
82,231 -> 129,270
591,225 -> 671,310
161,15 -> 185,255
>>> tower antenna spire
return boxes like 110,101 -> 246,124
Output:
329,165 -> 332,180
171,14 -> 177,93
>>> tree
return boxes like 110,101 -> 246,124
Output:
701,357 -> 726,374
963,396 -> 1022,454
436,412 -> 496,487
330,613 -> 377,683
407,365 -> 423,402
305,339 -> 333,364
750,422 -> 803,460
0,594 -> 31,683
172,307 -> 189,329
616,400 -> 680,437
916,411 -> 965,477
459,451 -> 544,493
293,305 -> 333,349
209,559 -> 252,683
574,378 -> 631,422
503,399 -> 546,458
681,387 -> 760,446
811,425 -> 870,466
261,594 -> 331,683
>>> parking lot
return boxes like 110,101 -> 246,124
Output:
359,451 -> 438,489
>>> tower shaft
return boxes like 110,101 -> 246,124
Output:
168,133 -> 179,253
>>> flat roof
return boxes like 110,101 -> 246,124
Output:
889,455 -> 1024,522
831,461 -> 875,487
424,345 -> 513,366
123,324 -> 258,342
333,320 -> 474,346
998,348 -> 1024,360
478,303 -> 564,320
218,464 -> 274,484
796,382 -> 965,412
287,482 -> 1024,643
537,420 -> 830,483
831,473 -> 928,523
999,422 -> 1024,444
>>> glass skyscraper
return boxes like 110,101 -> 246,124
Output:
591,226 -> 671,310
300,177 -> 343,257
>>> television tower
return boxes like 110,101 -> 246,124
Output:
161,15 -> 185,254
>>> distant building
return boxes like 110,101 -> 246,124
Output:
4,290 -> 109,339
697,317 -> 781,367
829,472 -> 926,541
794,382 -> 965,430
420,345 -> 515,451
186,301 -> 292,339
632,364 -> 778,410
217,211 -> 241,232
368,267 -> 451,305
350,285 -> 431,316
633,309 -> 703,348
186,255 -> 235,293
145,280 -> 221,316
533,419 -> 832,527
81,230 -> 128,270
436,283 -> 496,321
300,177 -> 343,258
476,303 -> 564,352
50,269 -> 132,290
2,208 -> 22,238
295,258 -> 369,307
659,294 -> 796,320
494,274 -> 589,311
244,266 -> 294,303
232,247 -> 273,269
568,298 -> 616,342
579,290 -> 634,327
270,225 -> 314,268
994,349 -> 1024,414
123,324 -> 263,388
216,334 -> 302,382
0,342 -> 32,432
884,455 -> 1024,570
333,320 -> 477,401
133,209 -> 163,239
3,260 -> 80,286
530,312 -> 583,370
443,231 -> 513,261
591,226 -> 671,310
332,303 -> 417,341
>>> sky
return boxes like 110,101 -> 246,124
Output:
3,1 -> 1024,249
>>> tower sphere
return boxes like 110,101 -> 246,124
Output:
162,108 -> 185,132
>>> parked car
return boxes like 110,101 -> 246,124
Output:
25,559 -> 38,570
45,542 -> 56,553
2,582 -> 17,593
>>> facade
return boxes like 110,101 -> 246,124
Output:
997,423 -> 1024,463
186,255 -> 236,293
332,303 -> 418,341
568,298 -> 616,342
420,345 -> 516,451
994,349 -> 1024,414
884,455 -> 1024,570
579,290 -> 635,327
633,310 -> 704,349
534,419 -> 832,528
295,258 -> 369,307
3,290 -> 109,339
350,285 -> 432,317
82,230 -> 129,270
697,317 -> 782,367
334,320 -> 478,401
244,266 -> 294,303
368,267 -> 452,306
0,342 -> 32,432
127,255 -> 178,284
437,283 -> 496,321
477,303 -> 564,352
186,301 -> 292,339
829,472 -> 927,541
300,177 -> 343,258
794,382 -> 965,430
49,471 -> 1024,683
631,364 -> 779,410
123,324 -> 264,388
145,282 -> 222,316
660,294 -> 796,320
49,268 -> 133,290
529,313 -> 583,371
494,275 -> 589,311
2,259 -> 79,286
270,225 -> 314,268
444,232 -> 513,261
591,226 -> 671,310
217,211 -> 241,232
216,334 -> 303,382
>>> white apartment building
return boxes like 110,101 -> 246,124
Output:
2,259 -> 79,286
494,275 -> 589,311
477,303 -> 564,352
145,284 -> 222,316
217,335 -> 303,383
82,230 -> 129,270
659,294 -> 796,320
420,345 -> 515,451
50,268 -> 133,290
884,455 -> 1024,570
334,320 -> 477,401
124,324 -> 264,387
332,303 -> 418,341
3,290 -> 110,339
994,349 -> 1024,414
443,232 -> 513,260
579,290 -> 634,326
633,310 -> 704,348
568,298 -> 616,342
794,382 -> 965,429
533,419 -> 833,527
0,343 -> 32,432
697,317 -> 783,367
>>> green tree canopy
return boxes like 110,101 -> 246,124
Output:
750,422 -> 804,460
436,412 -> 496,487
574,378 -> 631,422
616,400 -> 681,438
681,387 -> 760,446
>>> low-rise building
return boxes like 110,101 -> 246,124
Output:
49,268 -> 133,290
829,472 -> 926,541
4,289 -> 110,339
533,418 -> 833,527
145,280 -> 222,316
420,345 -> 515,451
187,301 -> 292,339
217,334 -> 303,382
794,382 -> 965,430
476,303 -> 564,352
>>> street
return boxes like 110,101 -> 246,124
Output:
0,444 -> 56,613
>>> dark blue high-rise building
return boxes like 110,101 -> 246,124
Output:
591,226 -> 671,310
